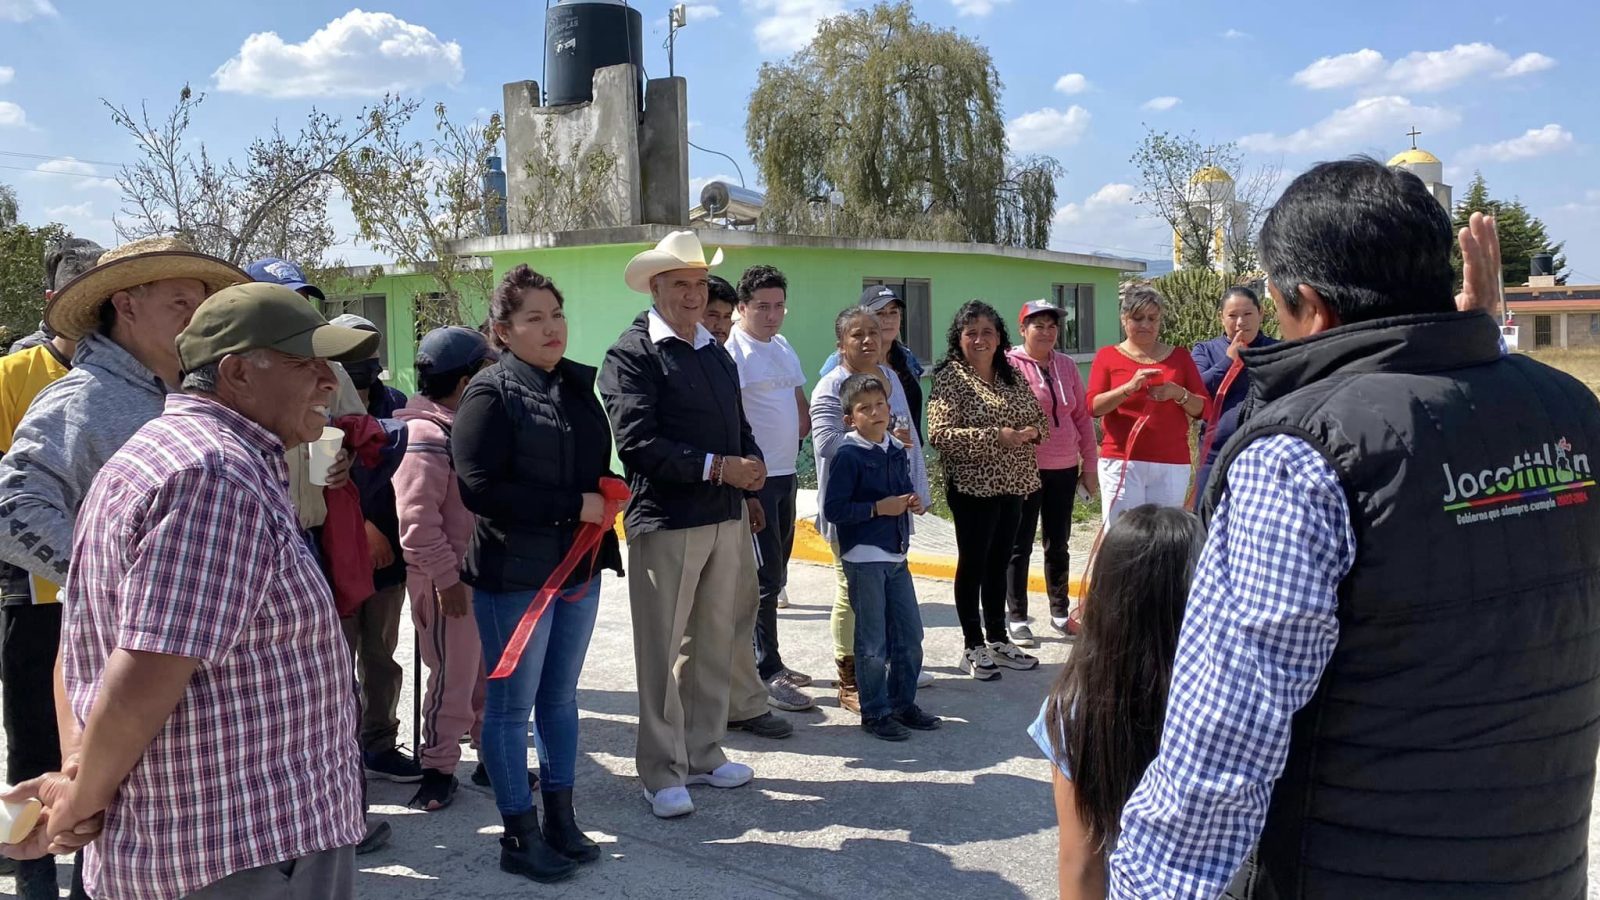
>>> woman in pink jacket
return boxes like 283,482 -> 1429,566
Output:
1005,300 -> 1098,645
393,326 -> 494,811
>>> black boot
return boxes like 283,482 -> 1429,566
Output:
541,789 -> 601,863
499,809 -> 578,883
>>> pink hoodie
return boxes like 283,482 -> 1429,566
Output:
393,396 -> 475,597
1006,346 -> 1097,471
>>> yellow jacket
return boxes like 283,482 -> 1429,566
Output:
0,343 -> 70,604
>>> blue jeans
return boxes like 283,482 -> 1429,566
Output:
473,578 -> 601,814
842,559 -> 924,720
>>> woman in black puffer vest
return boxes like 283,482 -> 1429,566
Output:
452,264 -> 622,886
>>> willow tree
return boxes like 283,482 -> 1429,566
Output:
746,1 -> 1061,248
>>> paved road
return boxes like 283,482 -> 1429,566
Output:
6,558 -> 1600,898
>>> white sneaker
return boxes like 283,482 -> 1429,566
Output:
987,641 -> 1040,671
644,785 -> 694,818
776,589 -> 789,609
686,761 -> 753,789
960,646 -> 1001,681
1007,621 -> 1037,648
917,668 -> 934,688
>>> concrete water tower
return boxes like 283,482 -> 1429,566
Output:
500,0 -> 690,232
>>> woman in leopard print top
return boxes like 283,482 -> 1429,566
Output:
927,300 -> 1049,682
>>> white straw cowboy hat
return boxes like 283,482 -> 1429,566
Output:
623,230 -> 724,294
45,236 -> 250,340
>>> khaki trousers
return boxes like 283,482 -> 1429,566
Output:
629,513 -> 756,792
728,517 -> 768,723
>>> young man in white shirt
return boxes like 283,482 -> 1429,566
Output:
724,265 -> 817,717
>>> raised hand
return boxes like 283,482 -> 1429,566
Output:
1456,211 -> 1504,318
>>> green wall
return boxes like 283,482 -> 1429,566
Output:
349,241 -> 1128,397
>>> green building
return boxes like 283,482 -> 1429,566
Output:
324,225 -> 1143,397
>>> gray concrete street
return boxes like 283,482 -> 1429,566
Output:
6,557 -> 1600,898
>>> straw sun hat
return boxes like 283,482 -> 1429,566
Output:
44,236 -> 250,340
623,230 -> 724,294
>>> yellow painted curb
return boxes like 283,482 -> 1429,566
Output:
793,517 -> 1085,598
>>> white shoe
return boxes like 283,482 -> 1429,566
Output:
987,640 -> 1040,670
644,785 -> 694,818
686,761 -> 753,789
776,589 -> 789,609
917,668 -> 934,688
960,646 -> 1002,681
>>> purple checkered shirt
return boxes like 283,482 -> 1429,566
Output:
63,394 -> 364,900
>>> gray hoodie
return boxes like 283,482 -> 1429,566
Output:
0,333 -> 169,582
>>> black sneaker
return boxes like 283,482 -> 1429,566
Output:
408,769 -> 459,811
861,716 -> 911,742
356,819 -> 392,855
729,711 -> 794,739
365,746 -> 423,783
894,705 -> 942,731
472,762 -> 540,791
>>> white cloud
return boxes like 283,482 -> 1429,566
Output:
1006,106 -> 1091,153
1292,43 -> 1557,94
32,157 -> 118,190
1053,73 -> 1090,95
1461,123 -> 1575,163
689,173 -> 741,205
1239,95 -> 1459,154
1142,96 -> 1181,112
0,66 -> 13,86
950,0 -> 1010,16
1050,182 -> 1170,260
684,3 -> 723,21
1221,28 -> 1249,39
1502,52 -> 1556,77
44,201 -> 94,220
213,10 -> 465,99
743,0 -> 844,56
1292,49 -> 1386,90
0,0 -> 56,22
0,101 -> 25,128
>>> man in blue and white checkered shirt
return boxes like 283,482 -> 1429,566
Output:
1108,159 -> 1600,899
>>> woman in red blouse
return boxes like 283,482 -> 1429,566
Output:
1087,285 -> 1207,527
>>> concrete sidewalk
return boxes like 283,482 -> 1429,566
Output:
0,560 -> 1074,899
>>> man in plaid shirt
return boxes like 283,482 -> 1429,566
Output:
22,284 -> 378,899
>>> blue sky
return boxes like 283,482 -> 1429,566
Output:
2,0 -> 1596,280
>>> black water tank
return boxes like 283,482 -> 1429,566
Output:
1531,252 -> 1555,277
545,0 -> 644,107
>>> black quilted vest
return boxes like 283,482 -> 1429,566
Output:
1204,312 -> 1600,900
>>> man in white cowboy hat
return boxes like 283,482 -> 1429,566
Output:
599,230 -> 770,819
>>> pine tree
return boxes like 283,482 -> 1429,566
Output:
1452,172 -> 1568,286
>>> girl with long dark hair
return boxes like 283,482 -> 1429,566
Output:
926,300 -> 1048,682
1029,504 -> 1203,898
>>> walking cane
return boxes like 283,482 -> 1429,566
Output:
412,595 -> 424,757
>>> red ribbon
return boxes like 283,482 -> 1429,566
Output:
1185,355 -> 1246,510
487,477 -> 631,680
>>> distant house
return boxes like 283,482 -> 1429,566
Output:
1506,283 -> 1600,351
322,226 -> 1144,395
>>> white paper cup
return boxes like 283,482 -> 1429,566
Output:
0,794 -> 42,844
308,426 -> 345,486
